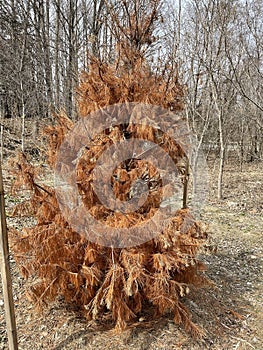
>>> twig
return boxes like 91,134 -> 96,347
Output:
34,182 -> 52,196
230,335 -> 255,349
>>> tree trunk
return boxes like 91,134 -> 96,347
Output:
55,0 -> 61,108
217,108 -> 225,200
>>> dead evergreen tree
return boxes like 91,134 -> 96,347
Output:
10,0 -> 209,337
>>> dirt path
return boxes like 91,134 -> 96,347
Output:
0,162 -> 262,349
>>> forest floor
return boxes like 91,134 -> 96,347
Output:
0,159 -> 262,350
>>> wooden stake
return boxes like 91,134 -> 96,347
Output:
183,158 -> 189,209
0,160 -> 18,350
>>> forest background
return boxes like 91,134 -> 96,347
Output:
1,0 -> 262,185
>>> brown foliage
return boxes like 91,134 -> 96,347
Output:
10,3 -> 209,337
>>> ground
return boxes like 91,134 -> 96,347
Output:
0,160 -> 262,349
